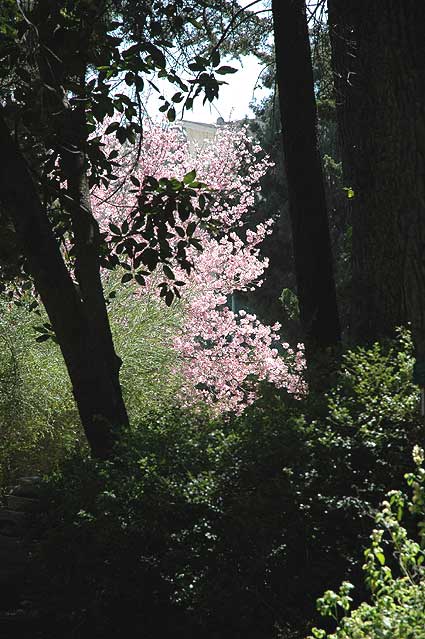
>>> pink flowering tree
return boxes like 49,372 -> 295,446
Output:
95,121 -> 305,414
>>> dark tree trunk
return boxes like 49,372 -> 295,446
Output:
271,0 -> 341,366
0,112 -> 128,459
33,0 -> 124,404
61,101 -> 128,428
328,1 -> 425,354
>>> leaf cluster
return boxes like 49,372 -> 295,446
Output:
32,330 -> 425,638
104,170 -> 214,305
309,449 -> 425,639
0,0 -> 238,291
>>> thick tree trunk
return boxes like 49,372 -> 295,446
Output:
36,3 -> 127,412
328,1 -> 425,354
271,0 -> 340,365
0,112 -> 128,458
61,103 -> 128,425
4,1 -> 130,456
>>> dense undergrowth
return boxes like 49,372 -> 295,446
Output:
10,328 -> 420,638
0,281 -> 423,637
309,446 -> 425,639
0,282 -> 183,491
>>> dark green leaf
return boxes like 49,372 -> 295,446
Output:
145,44 -> 166,69
216,65 -> 238,75
134,273 -> 146,286
167,106 -> 176,122
109,223 -> 121,235
187,221 -> 196,236
188,61 -> 206,72
183,169 -> 196,184
142,247 -> 159,270
121,272 -> 133,283
211,50 -> 220,68
116,127 -> 127,144
163,264 -> 175,280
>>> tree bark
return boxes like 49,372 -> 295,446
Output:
271,0 -> 341,365
14,0 -> 129,456
0,112 -> 128,458
60,100 -> 128,426
34,0 -> 121,392
328,1 -> 425,353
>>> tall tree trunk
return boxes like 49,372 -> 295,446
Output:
328,1 -> 425,354
61,100 -> 128,426
0,112 -> 128,459
34,0 -> 122,395
271,0 -> 340,367
21,1 -> 128,456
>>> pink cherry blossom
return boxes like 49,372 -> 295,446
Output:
94,121 -> 306,413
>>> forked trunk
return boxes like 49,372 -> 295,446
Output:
0,113 -> 128,459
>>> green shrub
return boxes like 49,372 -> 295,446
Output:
0,279 -> 185,490
107,274 -> 185,420
193,329 -> 423,636
286,329 -> 424,628
34,401 -> 316,638
0,297 -> 79,491
308,446 -> 425,639
35,330 -> 424,638
35,408 -> 228,638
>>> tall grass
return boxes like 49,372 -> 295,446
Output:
0,297 -> 78,490
0,278 -> 185,489
107,276 -> 185,421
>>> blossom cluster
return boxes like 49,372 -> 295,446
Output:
94,120 -> 305,413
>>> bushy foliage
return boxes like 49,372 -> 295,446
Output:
0,281 -> 183,490
35,402 -> 310,639
106,273 -> 185,421
34,331 -> 424,638
308,446 -> 425,639
309,329 -> 420,518
0,297 -> 78,491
